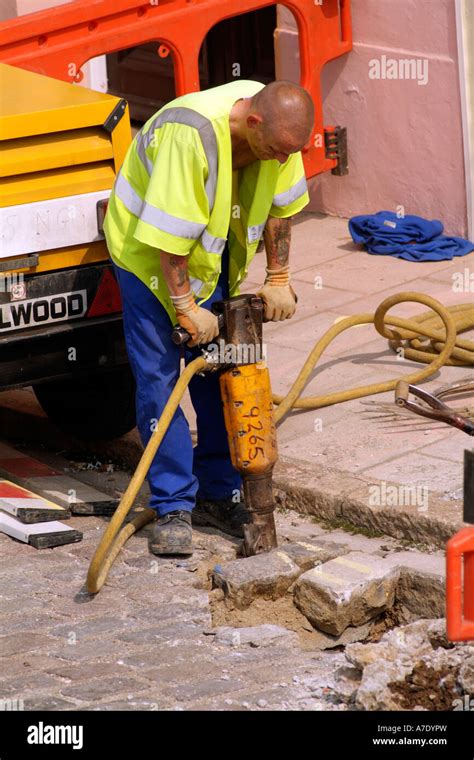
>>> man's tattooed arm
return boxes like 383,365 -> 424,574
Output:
263,216 -> 292,269
160,251 -> 190,295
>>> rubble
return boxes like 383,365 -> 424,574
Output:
344,619 -> 474,711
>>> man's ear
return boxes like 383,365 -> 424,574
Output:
247,113 -> 263,129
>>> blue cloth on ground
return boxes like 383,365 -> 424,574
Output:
349,211 -> 474,262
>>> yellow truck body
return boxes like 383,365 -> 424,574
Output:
0,64 -> 136,439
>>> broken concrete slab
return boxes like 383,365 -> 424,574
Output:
294,551 -> 398,635
212,624 -> 298,648
278,539 -> 349,571
382,550 -> 445,619
396,568 -> 445,619
212,551 -> 301,609
308,622 -> 373,650
347,619 -> 444,670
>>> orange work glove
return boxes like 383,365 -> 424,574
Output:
170,290 -> 219,347
257,265 -> 297,322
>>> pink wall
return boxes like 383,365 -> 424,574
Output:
1,0 -> 72,19
276,1 -> 468,236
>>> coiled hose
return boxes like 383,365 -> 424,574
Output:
87,292 -> 474,593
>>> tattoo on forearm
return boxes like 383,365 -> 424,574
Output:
169,254 -> 188,287
265,218 -> 292,267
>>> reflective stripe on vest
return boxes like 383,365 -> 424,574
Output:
273,176 -> 308,208
119,106 -> 227,255
189,275 -> 205,295
114,169 -> 226,255
114,173 -> 207,239
136,107 -> 218,211
247,221 -> 267,244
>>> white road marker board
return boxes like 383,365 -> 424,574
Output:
0,511 -> 82,549
0,478 -> 68,523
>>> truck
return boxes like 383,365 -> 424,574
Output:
0,62 -> 135,440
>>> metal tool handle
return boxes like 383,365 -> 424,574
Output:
394,380 -> 410,405
171,315 -> 224,346
395,380 -> 474,435
171,326 -> 192,345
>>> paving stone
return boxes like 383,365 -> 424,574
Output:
144,660 -> 223,685
381,550 -> 445,618
223,686 -> 303,710
279,539 -> 349,571
0,673 -> 62,699
212,624 -> 298,648
0,597 -> 45,614
50,616 -> 137,640
42,593 -> 128,618
274,510 -> 327,540
294,552 -> 398,635
0,656 -> 64,681
0,613 -> 62,635
120,647 -> 206,669
49,639 -> 134,662
396,569 -> 445,619
80,698 -> 172,711
213,646 -> 308,673
0,575 -> 44,596
40,569 -> 90,584
162,677 -> 245,703
118,622 -> 203,645
363,451 -> 463,492
60,676 -> 149,702
0,633 -> 54,657
382,550 -> 445,577
22,696 -> 77,711
320,532 -> 399,556
212,551 -> 301,609
45,662 -> 130,681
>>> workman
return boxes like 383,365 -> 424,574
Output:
104,79 -> 314,556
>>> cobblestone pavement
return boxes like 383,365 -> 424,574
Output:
0,445 -> 423,712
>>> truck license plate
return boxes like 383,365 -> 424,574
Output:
0,290 -> 87,332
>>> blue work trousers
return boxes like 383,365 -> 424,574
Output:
113,249 -> 241,516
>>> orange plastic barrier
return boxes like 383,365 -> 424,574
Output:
446,526 -> 474,641
0,0 -> 352,177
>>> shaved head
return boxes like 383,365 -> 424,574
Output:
229,80 -> 315,165
250,81 -> 314,148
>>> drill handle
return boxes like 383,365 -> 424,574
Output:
171,326 -> 192,345
171,315 -> 224,346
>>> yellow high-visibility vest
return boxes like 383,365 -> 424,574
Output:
104,80 -> 309,322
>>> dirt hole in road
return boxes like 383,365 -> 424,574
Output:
208,584 -> 416,650
191,532 -> 444,652
389,662 -> 458,711
209,590 -> 319,645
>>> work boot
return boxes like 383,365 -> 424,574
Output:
149,510 -> 193,556
192,498 -> 250,538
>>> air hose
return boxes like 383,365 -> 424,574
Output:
273,292 -> 473,420
87,357 -> 209,593
86,292 -> 474,593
